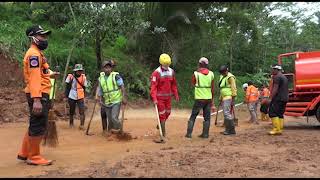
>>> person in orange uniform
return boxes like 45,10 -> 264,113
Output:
17,25 -> 59,166
150,53 -> 179,138
259,84 -> 270,121
65,64 -> 88,130
244,81 -> 260,124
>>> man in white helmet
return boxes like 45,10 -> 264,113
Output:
150,53 -> 179,138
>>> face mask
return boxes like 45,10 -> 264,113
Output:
31,36 -> 48,50
75,73 -> 81,77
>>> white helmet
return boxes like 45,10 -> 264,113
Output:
242,83 -> 248,89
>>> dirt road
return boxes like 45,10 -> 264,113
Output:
1,104 -> 320,178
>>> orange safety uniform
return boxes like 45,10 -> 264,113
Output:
262,87 -> 270,98
66,73 -> 86,100
23,44 -> 51,98
245,85 -> 259,103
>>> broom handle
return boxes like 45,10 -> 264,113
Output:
214,101 -> 221,125
120,103 -> 125,133
154,104 -> 164,140
86,100 -> 97,135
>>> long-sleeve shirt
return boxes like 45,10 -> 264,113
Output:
150,66 -> 179,102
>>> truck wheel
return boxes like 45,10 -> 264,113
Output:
316,106 -> 320,122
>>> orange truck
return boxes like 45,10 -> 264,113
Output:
277,51 -> 320,122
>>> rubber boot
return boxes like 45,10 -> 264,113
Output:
199,120 -> 210,138
185,120 -> 195,138
279,118 -> 284,133
69,115 -> 74,128
221,119 -> 236,135
26,136 -> 53,166
17,132 -> 29,161
269,117 -> 281,135
160,121 -> 166,137
79,114 -> 85,130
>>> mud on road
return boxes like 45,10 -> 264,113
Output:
1,104 -> 320,178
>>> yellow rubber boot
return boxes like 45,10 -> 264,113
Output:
260,113 -> 265,121
269,117 -> 280,135
279,118 -> 284,133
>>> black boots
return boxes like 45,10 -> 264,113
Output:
185,120 -> 195,138
69,115 -> 74,127
79,114 -> 85,130
198,120 -> 210,138
221,118 -> 236,135
160,121 -> 166,137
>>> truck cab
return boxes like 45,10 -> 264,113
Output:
278,51 -> 320,122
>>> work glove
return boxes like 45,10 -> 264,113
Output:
153,100 -> 158,105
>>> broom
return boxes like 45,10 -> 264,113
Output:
43,68 -> 59,147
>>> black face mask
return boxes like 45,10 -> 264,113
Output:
74,73 -> 81,78
36,40 -> 48,50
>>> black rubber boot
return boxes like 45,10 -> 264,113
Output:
160,121 -> 166,137
185,120 -> 195,138
199,120 -> 210,138
69,115 -> 74,127
79,114 -> 85,130
222,119 -> 236,135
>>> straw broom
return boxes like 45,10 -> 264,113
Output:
43,70 -> 59,147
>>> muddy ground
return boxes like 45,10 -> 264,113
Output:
1,104 -> 320,178
1,54 -> 320,178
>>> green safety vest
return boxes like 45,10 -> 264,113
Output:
99,71 -> 122,105
194,71 -> 214,100
219,72 -> 235,97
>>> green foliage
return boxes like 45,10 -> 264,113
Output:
1,2 -> 320,107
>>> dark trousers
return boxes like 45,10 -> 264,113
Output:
189,100 -> 211,123
68,98 -> 85,116
26,93 -> 50,137
268,100 -> 287,118
101,103 -> 121,131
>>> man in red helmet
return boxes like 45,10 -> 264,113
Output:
150,53 -> 179,138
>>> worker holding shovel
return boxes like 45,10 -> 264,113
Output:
97,60 -> 127,134
185,57 -> 215,139
17,25 -> 57,166
218,65 -> 237,135
150,53 -> 179,142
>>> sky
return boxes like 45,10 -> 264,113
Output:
270,2 -> 320,23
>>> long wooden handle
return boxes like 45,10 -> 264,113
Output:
120,104 -> 125,133
86,100 -> 97,135
214,102 -> 221,125
154,104 -> 164,139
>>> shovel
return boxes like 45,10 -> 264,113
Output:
153,104 -> 165,143
231,104 -> 239,126
120,103 -> 126,134
85,99 -> 97,136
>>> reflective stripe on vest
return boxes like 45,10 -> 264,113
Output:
99,71 -> 122,105
155,66 -> 174,97
219,72 -> 235,98
194,71 -> 214,100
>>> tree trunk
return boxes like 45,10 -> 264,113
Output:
95,34 -> 102,70
61,40 -> 76,86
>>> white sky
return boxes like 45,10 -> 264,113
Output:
270,2 -> 320,23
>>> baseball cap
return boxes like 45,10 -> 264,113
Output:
271,64 -> 282,70
199,57 -> 209,65
26,25 -> 51,37
102,60 -> 115,67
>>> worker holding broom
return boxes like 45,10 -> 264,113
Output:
17,25 -> 58,165
97,60 -> 127,134
185,57 -> 215,139
150,53 -> 179,139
